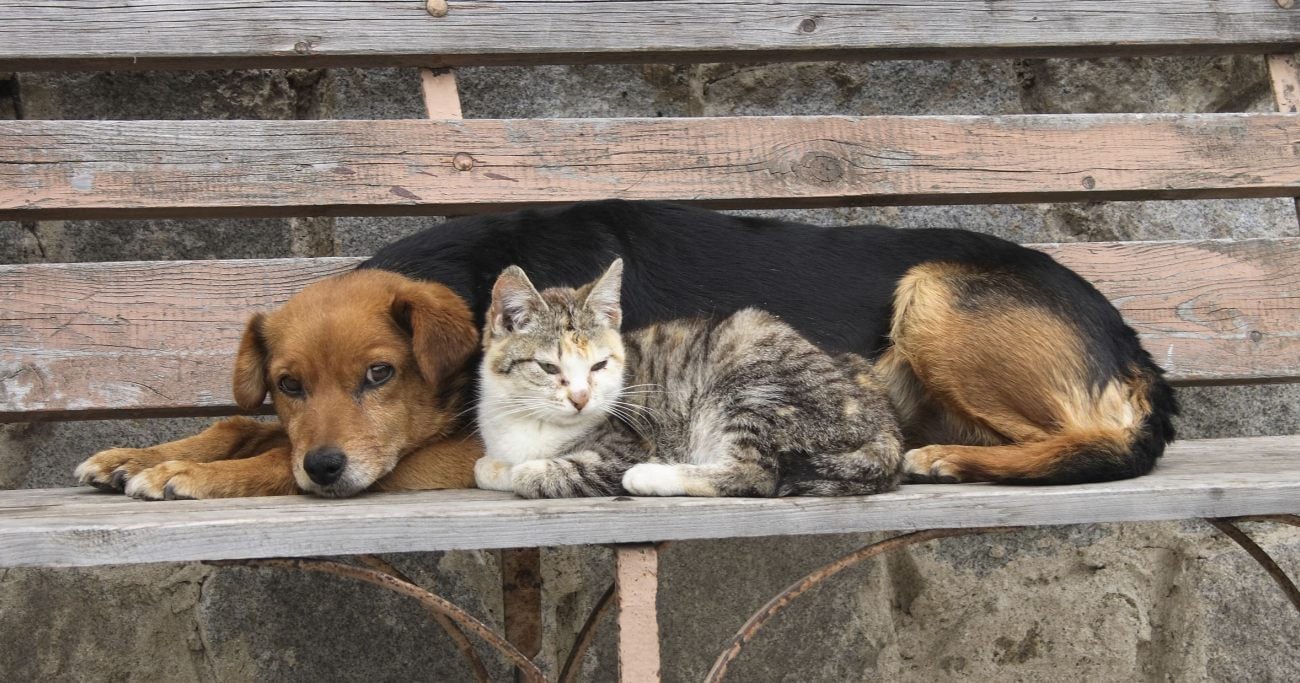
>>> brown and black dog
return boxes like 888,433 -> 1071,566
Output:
76,200 -> 1178,499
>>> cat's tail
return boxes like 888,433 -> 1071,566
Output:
775,432 -> 904,497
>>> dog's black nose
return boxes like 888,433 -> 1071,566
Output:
303,447 -> 347,486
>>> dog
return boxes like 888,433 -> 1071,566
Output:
75,270 -> 483,499
76,200 -> 1178,499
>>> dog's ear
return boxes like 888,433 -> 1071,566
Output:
232,313 -> 270,410
488,266 -> 545,337
582,258 -> 623,329
392,282 -> 479,387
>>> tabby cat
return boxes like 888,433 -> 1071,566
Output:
474,259 -> 903,499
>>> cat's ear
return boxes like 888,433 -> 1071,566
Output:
584,258 -> 623,329
489,266 -> 545,336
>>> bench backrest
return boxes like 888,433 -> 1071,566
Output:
2,0 -> 1299,424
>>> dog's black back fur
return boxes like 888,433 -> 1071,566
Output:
361,200 -> 1177,482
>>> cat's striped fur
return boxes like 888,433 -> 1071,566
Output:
474,259 -> 903,499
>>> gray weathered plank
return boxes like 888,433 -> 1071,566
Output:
3,0 -> 1298,72
2,239 -> 1297,421
4,114 -> 1300,220
0,435 -> 1296,568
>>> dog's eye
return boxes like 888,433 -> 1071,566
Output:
536,361 -> 560,375
591,360 -> 608,371
278,376 -> 304,396
365,363 -> 394,387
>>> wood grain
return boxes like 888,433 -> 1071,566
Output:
0,434 -> 1296,568
1,239 -> 1296,421
4,114 -> 1300,220
3,0 -> 1298,72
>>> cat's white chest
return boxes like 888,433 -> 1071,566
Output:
480,413 -> 590,464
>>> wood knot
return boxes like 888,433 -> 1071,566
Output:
797,151 -> 846,183
293,41 -> 314,55
452,152 -> 475,171
427,0 -> 449,17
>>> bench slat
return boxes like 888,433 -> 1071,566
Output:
1,239 -> 1297,422
3,114 -> 1300,220
2,0 -> 1298,72
1,434 -> 1296,567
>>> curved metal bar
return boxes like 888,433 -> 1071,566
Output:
705,526 -> 1010,683
209,557 -> 545,683
355,555 -> 492,683
559,582 -> 616,683
1222,514 -> 1300,529
1204,518 -> 1300,614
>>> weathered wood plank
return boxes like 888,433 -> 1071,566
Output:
0,258 -> 358,421
0,435 -> 1296,568
1,239 -> 1296,421
4,114 -> 1300,220
3,0 -> 1298,72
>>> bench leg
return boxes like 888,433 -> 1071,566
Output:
616,543 -> 662,682
502,547 -> 544,679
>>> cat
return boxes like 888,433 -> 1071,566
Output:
473,259 -> 903,499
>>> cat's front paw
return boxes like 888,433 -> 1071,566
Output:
474,457 -> 516,492
622,463 -> 687,497
509,460 -> 552,499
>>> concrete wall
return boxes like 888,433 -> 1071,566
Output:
1,57 -> 1297,681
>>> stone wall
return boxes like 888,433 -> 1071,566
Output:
1,58 -> 1297,681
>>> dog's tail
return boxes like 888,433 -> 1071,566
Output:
969,362 -> 1179,485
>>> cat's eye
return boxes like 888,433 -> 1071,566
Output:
591,360 -> 608,371
365,363 -> 394,387
536,361 -> 561,375
278,376 -> 304,397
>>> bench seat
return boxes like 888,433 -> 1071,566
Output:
3,434 -> 1295,568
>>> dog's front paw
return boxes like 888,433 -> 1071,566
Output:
74,448 -> 157,492
902,446 -> 963,483
622,463 -> 687,496
123,461 -> 208,501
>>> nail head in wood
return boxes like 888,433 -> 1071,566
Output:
453,152 -> 475,171
427,0 -> 449,17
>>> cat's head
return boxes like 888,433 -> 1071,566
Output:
479,259 -> 626,424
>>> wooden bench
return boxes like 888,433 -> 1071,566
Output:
2,1 -> 1299,680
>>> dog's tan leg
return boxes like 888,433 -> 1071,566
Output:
75,416 -> 288,492
124,446 -> 298,500
371,433 -> 482,492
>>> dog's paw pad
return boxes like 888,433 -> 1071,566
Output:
74,448 -> 152,492
902,447 -> 963,484
125,462 -> 200,501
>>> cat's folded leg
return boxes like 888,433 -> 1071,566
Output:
510,450 -> 631,499
623,459 -> 778,497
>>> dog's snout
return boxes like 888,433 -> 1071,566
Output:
303,447 -> 348,486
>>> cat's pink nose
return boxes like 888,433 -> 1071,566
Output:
569,390 -> 590,411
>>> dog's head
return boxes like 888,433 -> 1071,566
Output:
232,270 -> 478,497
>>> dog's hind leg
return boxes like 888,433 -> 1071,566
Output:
75,416 -> 288,492
886,262 -> 1168,484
